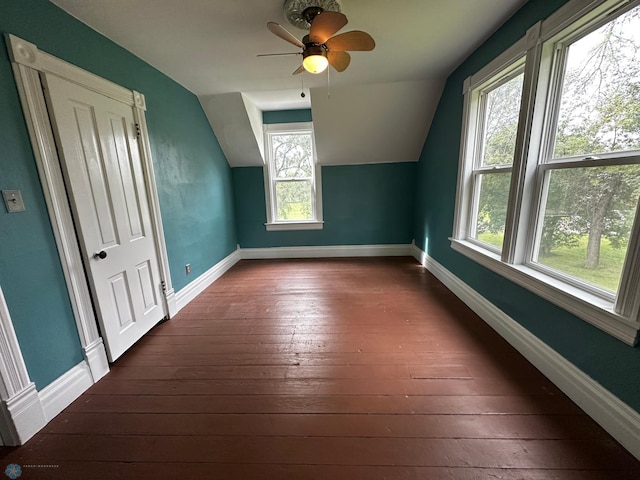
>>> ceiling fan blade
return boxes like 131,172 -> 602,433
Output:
325,31 -> 375,51
268,22 -> 304,48
257,52 -> 300,57
309,11 -> 348,44
327,50 -> 351,72
292,65 -> 305,75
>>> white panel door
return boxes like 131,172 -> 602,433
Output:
42,73 -> 166,361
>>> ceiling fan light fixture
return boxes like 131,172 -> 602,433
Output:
302,46 -> 328,73
265,3 -> 374,76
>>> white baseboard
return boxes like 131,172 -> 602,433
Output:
0,346 -> 116,445
240,244 -> 413,260
411,244 -> 640,461
175,249 -> 242,312
38,361 -> 93,422
2,384 -> 46,445
165,288 -> 178,318
83,338 -> 109,383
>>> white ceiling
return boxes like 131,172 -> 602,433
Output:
49,0 -> 527,108
48,0 -> 528,166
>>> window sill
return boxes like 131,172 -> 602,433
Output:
265,221 -> 324,232
449,238 -> 639,346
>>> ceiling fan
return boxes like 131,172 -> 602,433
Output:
262,2 -> 375,76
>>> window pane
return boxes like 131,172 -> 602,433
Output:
275,180 -> 313,221
481,72 -> 524,166
553,6 -> 640,159
533,165 -> 640,292
472,172 -> 512,250
272,134 -> 313,178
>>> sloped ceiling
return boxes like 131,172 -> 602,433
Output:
311,80 -> 444,165
49,0 -> 528,167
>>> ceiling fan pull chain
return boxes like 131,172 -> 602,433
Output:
301,70 -> 306,98
327,63 -> 331,100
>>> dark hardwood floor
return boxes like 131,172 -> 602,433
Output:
2,257 -> 639,479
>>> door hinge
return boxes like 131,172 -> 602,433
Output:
135,123 -> 141,138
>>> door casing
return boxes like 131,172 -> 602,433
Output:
6,33 -> 177,381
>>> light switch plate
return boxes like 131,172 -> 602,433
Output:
2,190 -> 26,213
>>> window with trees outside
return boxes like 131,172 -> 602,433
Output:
453,0 -> 640,345
467,62 -> 525,252
263,122 -> 323,231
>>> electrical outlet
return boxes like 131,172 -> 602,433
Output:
185,264 -> 191,275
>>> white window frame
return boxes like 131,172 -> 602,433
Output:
263,122 -> 323,231
463,58 -> 526,254
452,0 -> 640,345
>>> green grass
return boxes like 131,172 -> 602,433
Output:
538,237 -> 626,293
476,232 -> 504,249
477,233 -> 626,292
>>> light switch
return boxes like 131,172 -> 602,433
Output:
2,190 -> 26,213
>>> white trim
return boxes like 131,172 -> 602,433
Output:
132,92 -> 176,316
263,122 -> 313,133
411,244 -> 640,462
0,286 -> 32,400
0,361 -> 96,446
240,244 -> 412,260
617,207 -> 640,319
0,285 -> 99,445
6,34 -> 113,379
0,286 -> 47,445
175,249 -> 242,312
7,34 -> 135,106
539,0 -> 612,42
8,60 -> 107,378
450,239 -> 639,345
0,285 -> 46,445
38,361 -> 93,422
263,122 -> 323,227
1,384 -> 46,446
6,33 -> 174,373
265,221 -> 324,231
166,290 -> 178,318
82,339 -> 109,383
468,35 -> 527,91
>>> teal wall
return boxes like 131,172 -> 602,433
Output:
414,0 -> 640,412
0,0 -> 236,389
233,162 -> 416,248
235,108 -> 416,248
263,109 -> 313,124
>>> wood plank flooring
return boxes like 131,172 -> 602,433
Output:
2,257 -> 639,479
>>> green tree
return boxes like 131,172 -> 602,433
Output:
541,167 -> 639,267
475,72 -> 524,243
272,134 -> 314,220
545,7 -> 640,268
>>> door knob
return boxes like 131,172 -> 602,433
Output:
94,250 -> 108,259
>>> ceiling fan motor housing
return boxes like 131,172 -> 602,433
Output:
283,0 -> 342,29
303,43 -> 327,58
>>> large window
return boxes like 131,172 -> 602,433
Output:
453,0 -> 640,345
263,122 -> 323,231
468,63 -> 525,251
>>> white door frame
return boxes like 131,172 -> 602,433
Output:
4,34 -> 177,382
0,284 -> 46,445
